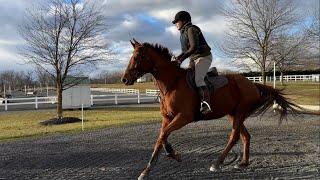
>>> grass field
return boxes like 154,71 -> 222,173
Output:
92,82 -> 319,105
266,82 -> 320,105
0,107 -> 161,141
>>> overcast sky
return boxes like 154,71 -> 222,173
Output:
0,0 -> 318,75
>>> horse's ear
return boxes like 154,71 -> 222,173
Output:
130,40 -> 135,48
133,38 -> 141,46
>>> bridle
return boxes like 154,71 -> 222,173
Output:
131,46 -> 158,80
132,46 -> 180,99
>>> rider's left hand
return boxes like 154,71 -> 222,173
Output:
172,60 -> 181,67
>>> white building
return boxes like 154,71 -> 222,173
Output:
62,77 -> 91,109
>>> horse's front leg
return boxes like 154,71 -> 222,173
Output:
138,114 -> 192,180
138,118 -> 169,180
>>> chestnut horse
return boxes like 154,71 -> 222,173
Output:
121,39 -> 301,180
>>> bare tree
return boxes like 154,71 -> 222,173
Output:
270,32 -> 307,84
221,0 -> 300,84
305,7 -> 320,60
19,0 -> 110,119
0,70 -> 37,93
307,7 -> 320,44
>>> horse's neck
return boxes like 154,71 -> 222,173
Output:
149,53 -> 182,95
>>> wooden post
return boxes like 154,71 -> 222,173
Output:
90,95 -> 93,106
115,94 -> 118,105
273,62 -> 276,89
5,98 -> 8,111
273,61 -> 276,113
35,96 -> 38,109
81,104 -> 84,131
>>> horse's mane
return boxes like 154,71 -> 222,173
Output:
142,42 -> 173,61
142,42 -> 186,74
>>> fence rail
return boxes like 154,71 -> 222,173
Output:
1,74 -> 319,112
90,88 -> 139,94
0,91 -> 160,111
145,89 -> 160,96
0,96 -> 56,111
247,74 -> 319,82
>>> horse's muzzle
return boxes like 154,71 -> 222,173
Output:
121,77 -> 128,84
121,77 -> 134,85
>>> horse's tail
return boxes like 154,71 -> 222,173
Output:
249,83 -> 317,121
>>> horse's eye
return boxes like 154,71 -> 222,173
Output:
133,58 -> 138,68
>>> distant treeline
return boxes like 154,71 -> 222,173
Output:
241,69 -> 320,77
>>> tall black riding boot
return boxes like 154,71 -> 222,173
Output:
198,86 -> 212,114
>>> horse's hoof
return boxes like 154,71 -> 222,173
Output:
174,153 -> 182,162
209,163 -> 221,172
167,152 -> 182,162
234,163 -> 249,170
138,173 -> 147,180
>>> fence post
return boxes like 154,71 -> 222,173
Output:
90,95 -> 93,106
5,98 -> 7,111
35,96 -> 38,109
81,104 -> 84,131
137,91 -> 140,104
115,94 -> 118,105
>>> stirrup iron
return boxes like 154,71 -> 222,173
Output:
201,101 -> 212,111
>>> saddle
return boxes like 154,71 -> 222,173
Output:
186,67 -> 229,92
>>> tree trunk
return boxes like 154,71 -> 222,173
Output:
261,69 -> 266,85
56,79 -> 63,120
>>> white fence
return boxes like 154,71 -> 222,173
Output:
0,89 -> 160,111
0,96 -> 56,111
247,74 -> 320,82
90,94 -> 143,105
145,89 -> 160,96
1,74 -> 318,111
90,88 -> 139,94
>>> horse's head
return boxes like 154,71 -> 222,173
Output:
121,39 -> 154,85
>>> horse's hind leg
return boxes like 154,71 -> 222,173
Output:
210,115 -> 241,171
163,142 -> 181,162
234,124 -> 251,169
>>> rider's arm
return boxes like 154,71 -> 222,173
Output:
177,27 -> 199,62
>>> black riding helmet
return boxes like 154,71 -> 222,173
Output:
172,11 -> 191,24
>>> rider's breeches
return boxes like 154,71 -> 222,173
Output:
194,54 -> 212,87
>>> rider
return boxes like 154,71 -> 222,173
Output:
172,11 -> 213,114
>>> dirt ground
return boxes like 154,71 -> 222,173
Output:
0,112 -> 319,179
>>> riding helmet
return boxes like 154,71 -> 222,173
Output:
172,11 -> 191,24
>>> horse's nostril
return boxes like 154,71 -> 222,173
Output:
121,78 -> 127,84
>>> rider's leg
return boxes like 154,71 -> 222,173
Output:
194,54 -> 212,113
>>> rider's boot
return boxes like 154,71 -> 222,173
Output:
198,86 -> 212,114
